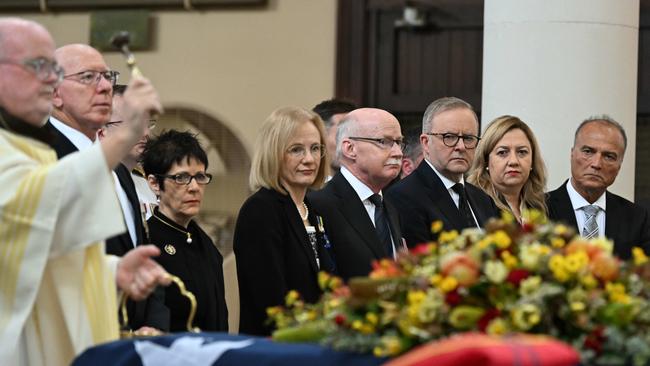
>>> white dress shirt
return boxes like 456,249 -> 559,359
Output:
424,159 -> 479,227
566,178 -> 607,237
50,117 -> 138,246
340,166 -> 396,257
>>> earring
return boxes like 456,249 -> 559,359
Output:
485,166 -> 489,171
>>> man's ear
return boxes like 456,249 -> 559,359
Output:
341,140 -> 356,159
420,134 -> 430,157
52,87 -> 63,108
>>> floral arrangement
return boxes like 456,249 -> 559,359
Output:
267,211 -> 650,366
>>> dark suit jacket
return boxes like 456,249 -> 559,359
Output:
47,120 -> 77,158
308,172 -> 403,281
385,161 -> 500,247
234,187 -> 335,336
45,120 -> 169,331
547,180 -> 650,259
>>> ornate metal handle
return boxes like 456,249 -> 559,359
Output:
120,274 -> 201,338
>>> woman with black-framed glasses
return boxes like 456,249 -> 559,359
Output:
141,129 -> 228,332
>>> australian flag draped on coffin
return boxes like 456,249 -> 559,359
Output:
72,332 -> 385,366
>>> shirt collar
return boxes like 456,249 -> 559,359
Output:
424,158 -> 465,189
566,178 -> 607,212
49,116 -> 95,151
340,166 -> 378,202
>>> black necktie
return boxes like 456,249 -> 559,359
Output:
451,183 -> 476,229
369,194 -> 394,257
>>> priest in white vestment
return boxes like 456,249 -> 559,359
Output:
0,17 -> 170,366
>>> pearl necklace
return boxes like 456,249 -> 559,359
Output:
153,211 -> 192,244
298,202 -> 309,221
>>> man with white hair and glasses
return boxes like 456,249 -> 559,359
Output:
309,108 -> 405,280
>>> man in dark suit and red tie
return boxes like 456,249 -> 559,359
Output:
386,97 -> 499,247
309,108 -> 405,281
546,116 -> 650,260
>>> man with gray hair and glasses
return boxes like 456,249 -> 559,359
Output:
309,108 -> 405,280
46,43 -> 120,156
386,97 -> 499,246
547,115 -> 650,259
0,17 -> 170,365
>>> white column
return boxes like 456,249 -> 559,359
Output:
482,0 -> 639,200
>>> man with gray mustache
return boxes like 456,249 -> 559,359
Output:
386,97 -> 499,246
309,108 -> 405,280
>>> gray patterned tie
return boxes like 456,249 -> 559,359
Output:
582,205 -> 599,239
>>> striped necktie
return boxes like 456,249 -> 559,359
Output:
582,205 -> 599,239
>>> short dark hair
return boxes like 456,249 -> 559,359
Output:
312,98 -> 358,129
112,84 -> 127,96
141,129 -> 208,191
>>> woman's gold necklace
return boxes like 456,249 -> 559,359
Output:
153,211 -> 192,244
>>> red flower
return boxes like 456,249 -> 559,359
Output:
334,313 -> 347,326
445,289 -> 462,306
506,269 -> 531,287
521,223 -> 534,233
583,326 -> 606,354
477,308 -> 501,332
410,243 -> 432,256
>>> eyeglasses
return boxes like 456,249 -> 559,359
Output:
286,144 -> 326,159
63,70 -> 120,87
105,119 -> 157,130
349,136 -> 405,150
0,57 -> 64,85
157,172 -> 213,185
426,133 -> 481,149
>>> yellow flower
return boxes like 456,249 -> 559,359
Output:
492,230 -> 512,249
519,276 -> 541,296
486,318 -> 509,335
407,290 -> 426,304
501,210 -> 515,224
285,290 -> 300,306
352,320 -> 363,331
570,301 -> 586,312
551,237 -> 566,248
511,303 -> 541,331
485,260 -> 508,283
366,312 -> 378,326
501,251 -> 518,269
431,220 -> 444,234
438,276 -> 458,293
439,230 -> 459,243
537,245 -> 551,255
317,271 -> 331,290
633,247 -> 649,266
374,336 -> 403,357
553,224 -> 569,236
565,251 -> 589,273
606,282 -> 631,304
429,274 -> 443,286
548,254 -> 565,272
580,274 -> 598,289
553,269 -> 570,282
477,238 -> 491,249
266,306 -> 281,317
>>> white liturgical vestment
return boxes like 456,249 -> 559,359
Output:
0,128 -> 125,365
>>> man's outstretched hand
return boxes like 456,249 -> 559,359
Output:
116,245 -> 171,301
